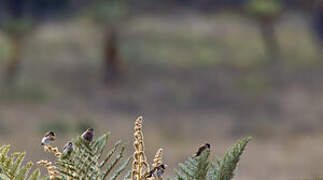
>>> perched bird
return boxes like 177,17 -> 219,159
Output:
193,143 -> 210,157
81,128 -> 94,142
63,141 -> 73,155
41,131 -> 56,146
146,164 -> 167,178
156,164 -> 167,177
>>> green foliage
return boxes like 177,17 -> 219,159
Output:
213,136 -> 252,180
1,18 -> 34,37
56,133 -> 131,180
172,137 -> 252,180
0,128 -> 251,180
0,83 -> 49,102
0,145 -> 42,180
174,149 -> 210,180
87,0 -> 129,26
245,0 -> 282,18
0,133 -> 131,180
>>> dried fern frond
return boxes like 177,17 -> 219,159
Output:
37,160 -> 60,180
152,148 -> 163,168
44,145 -> 62,158
146,148 -> 166,180
131,116 -> 150,180
130,116 -> 167,180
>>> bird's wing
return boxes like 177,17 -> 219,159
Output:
63,143 -> 68,151
44,131 -> 51,136
41,137 -> 50,144
81,131 -> 87,137
41,137 -> 46,144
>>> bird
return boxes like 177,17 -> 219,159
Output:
193,143 -> 210,157
81,128 -> 94,142
156,164 -> 167,177
145,164 -> 167,178
41,131 -> 56,146
63,141 -> 73,155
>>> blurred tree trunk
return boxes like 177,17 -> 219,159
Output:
103,27 -> 122,84
313,5 -> 323,52
4,35 -> 23,85
258,18 -> 283,83
259,19 -> 280,65
243,0 -> 282,69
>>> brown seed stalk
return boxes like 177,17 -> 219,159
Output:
131,116 -> 150,180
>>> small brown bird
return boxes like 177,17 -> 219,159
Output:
63,141 -> 73,154
41,131 -> 56,146
193,143 -> 210,157
146,164 -> 167,178
81,128 -> 94,142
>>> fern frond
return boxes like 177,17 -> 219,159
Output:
55,132 -> 130,180
206,162 -> 217,180
110,156 -> 131,180
99,140 -> 122,168
102,145 -> 126,179
123,170 -> 131,180
214,136 -> 252,180
0,145 -> 42,180
28,169 -> 41,180
172,137 -> 252,180
174,150 -> 210,180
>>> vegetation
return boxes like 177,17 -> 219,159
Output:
172,137 -> 252,180
0,145 -> 42,180
0,116 -> 251,180
40,135 -> 130,180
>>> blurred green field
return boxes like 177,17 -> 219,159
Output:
1,11 -> 323,179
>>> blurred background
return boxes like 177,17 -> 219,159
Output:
1,0 -> 323,179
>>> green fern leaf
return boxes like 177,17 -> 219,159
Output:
109,156 -> 131,180
215,136 -> 252,180
174,150 -> 210,180
0,145 -> 42,180
56,132 -> 129,180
